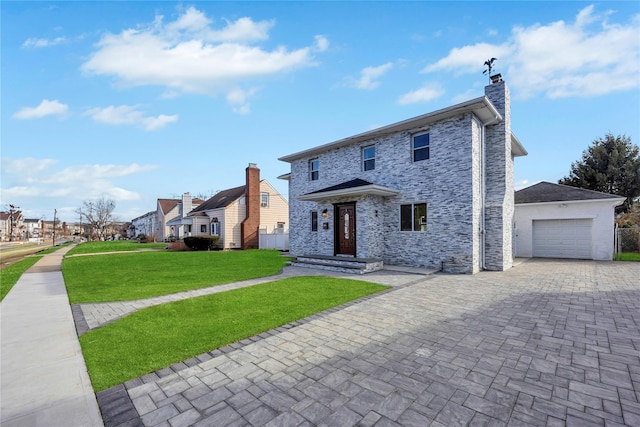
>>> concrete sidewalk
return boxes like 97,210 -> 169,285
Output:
1,245 -> 103,427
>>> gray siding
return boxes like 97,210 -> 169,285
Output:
285,82 -> 515,273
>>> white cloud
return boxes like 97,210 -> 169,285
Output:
22,36 -> 66,48
226,88 -> 258,115
314,35 -> 329,52
423,42 -> 512,74
81,6 -> 326,113
1,157 -> 158,202
423,5 -> 640,98
85,105 -> 178,131
398,83 -> 445,105
12,99 -> 69,119
350,63 -> 394,90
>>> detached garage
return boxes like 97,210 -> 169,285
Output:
514,182 -> 625,260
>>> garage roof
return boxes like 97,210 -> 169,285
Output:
515,182 -> 626,204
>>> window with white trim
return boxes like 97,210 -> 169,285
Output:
362,145 -> 375,171
400,203 -> 427,231
210,220 -> 220,236
413,133 -> 430,162
261,192 -> 269,207
310,159 -> 319,181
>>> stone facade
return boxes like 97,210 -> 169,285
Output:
280,80 -> 523,273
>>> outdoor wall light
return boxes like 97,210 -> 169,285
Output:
321,209 -> 329,218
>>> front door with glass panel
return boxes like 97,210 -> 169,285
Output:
335,203 -> 356,256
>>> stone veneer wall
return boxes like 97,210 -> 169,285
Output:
288,113 -> 484,272
483,81 -> 513,271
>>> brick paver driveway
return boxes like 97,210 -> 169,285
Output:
99,259 -> 640,426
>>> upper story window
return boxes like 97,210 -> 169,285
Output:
310,159 -> 319,181
413,133 -> 430,162
362,146 -> 375,171
400,202 -> 427,232
261,192 -> 269,208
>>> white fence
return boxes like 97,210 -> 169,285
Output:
259,226 -> 289,251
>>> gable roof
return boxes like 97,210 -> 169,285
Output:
190,185 -> 246,213
157,198 -> 204,214
298,178 -> 399,201
279,96 -> 527,162
515,182 -> 626,204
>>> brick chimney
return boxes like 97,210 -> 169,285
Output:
241,163 -> 261,249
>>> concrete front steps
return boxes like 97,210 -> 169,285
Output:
289,255 -> 384,274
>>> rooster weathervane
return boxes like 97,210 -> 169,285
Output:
483,58 -> 497,81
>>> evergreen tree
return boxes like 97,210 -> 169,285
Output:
559,133 -> 640,212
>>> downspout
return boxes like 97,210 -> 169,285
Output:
476,112 -> 501,271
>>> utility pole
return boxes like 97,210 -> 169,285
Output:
9,204 -> 20,242
52,209 -> 57,247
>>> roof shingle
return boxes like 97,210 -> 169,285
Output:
515,181 -> 624,204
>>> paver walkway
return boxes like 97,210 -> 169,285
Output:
98,259 -> 640,427
76,266 -> 432,333
0,245 -> 104,427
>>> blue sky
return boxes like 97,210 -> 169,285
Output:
2,1 -> 639,223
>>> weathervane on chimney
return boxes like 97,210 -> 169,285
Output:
483,58 -> 502,83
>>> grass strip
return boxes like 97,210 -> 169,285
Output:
80,276 -> 388,391
66,240 -> 166,255
616,252 -> 640,261
63,250 -> 289,303
0,256 -> 43,301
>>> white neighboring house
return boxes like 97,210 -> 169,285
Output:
169,164 -> 289,249
23,218 -> 43,240
129,211 -> 157,239
513,182 -> 625,260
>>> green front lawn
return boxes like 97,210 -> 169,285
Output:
63,250 -> 289,303
616,252 -> 640,261
80,276 -> 388,391
0,256 -> 43,301
67,240 -> 166,255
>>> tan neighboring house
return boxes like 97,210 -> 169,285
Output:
169,163 -> 288,249
156,194 -> 205,241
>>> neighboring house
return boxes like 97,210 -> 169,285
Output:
514,181 -> 625,260
279,76 -> 527,274
155,194 -> 204,241
23,218 -> 43,239
171,163 -> 289,249
129,211 -> 157,239
0,211 -> 24,241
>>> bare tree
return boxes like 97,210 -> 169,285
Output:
76,197 -> 116,241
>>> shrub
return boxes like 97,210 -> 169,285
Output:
183,236 -> 221,251
137,233 -> 148,243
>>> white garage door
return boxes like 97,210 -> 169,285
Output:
532,219 -> 592,259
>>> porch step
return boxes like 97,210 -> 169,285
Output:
290,255 -> 383,275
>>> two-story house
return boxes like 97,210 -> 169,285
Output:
279,77 -> 527,274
